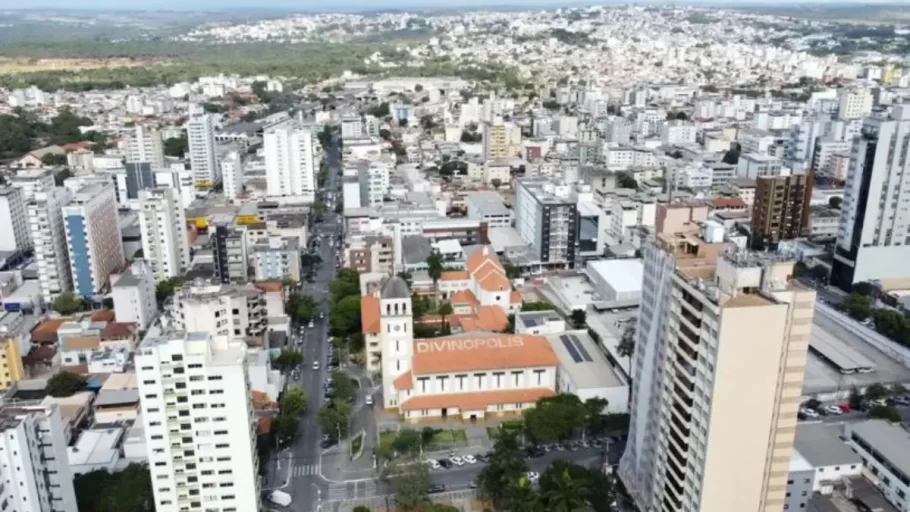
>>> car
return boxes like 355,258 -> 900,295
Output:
427,485 -> 446,494
463,455 -> 477,464
893,396 -> 910,406
364,395 -> 373,406
313,361 -> 320,370
799,407 -> 820,419
425,459 -> 440,470
437,459 -> 452,469
526,447 -> 545,459
449,456 -> 465,466
319,312 -> 325,319
526,472 -> 540,482
554,443 -> 566,451
824,405 -> 843,415
871,398 -> 889,407
476,452 -> 491,463
308,321 -> 314,329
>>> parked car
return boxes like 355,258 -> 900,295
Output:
425,459 -> 440,470
449,456 -> 465,466
799,407 -> 820,419
463,455 -> 477,464
428,485 -> 446,494
526,472 -> 540,482
893,396 -> 910,406
364,395 -> 373,406
308,321 -> 315,329
438,459 -> 452,469
824,405 -> 843,415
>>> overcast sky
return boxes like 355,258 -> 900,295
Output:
1,0 -> 876,11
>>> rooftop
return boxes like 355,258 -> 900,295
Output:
794,423 -> 863,469
411,333 -> 559,375
586,259 -> 644,294
849,420 -> 910,479
546,331 -> 625,389
467,191 -> 511,216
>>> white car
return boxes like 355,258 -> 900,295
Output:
312,361 -> 320,370
364,395 -> 373,406
463,455 -> 477,464
526,471 -> 540,482
799,407 -> 820,418
308,321 -> 314,329
824,405 -> 843,415
425,459 -> 440,470
449,456 -> 465,466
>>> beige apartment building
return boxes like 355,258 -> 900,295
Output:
483,120 -> 509,161
343,234 -> 394,274
620,203 -> 814,512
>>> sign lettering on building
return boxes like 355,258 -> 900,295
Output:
415,336 -> 525,353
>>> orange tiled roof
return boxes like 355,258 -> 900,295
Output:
467,247 -> 510,292
361,296 -> 381,334
450,289 -> 478,306
90,310 -> 116,322
252,391 -> 279,410
257,416 -> 272,435
441,270 -> 470,281
412,333 -> 558,374
400,388 -> 555,411
254,281 -> 284,293
510,291 -> 522,304
393,370 -> 414,390
711,198 -> 747,208
101,322 -> 135,340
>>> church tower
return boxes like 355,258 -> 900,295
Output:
378,276 -> 413,409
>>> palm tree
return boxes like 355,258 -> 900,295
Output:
618,325 -> 636,407
509,479 -> 543,512
543,469 -> 590,512
425,251 -> 444,301
438,301 -> 453,334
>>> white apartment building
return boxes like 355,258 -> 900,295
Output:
154,168 -> 196,209
264,122 -> 316,200
8,168 -> 55,201
737,153 -> 785,179
171,282 -> 268,342
838,89 -> 874,121
660,121 -> 697,145
126,125 -> 166,168
833,105 -> 910,287
466,191 -> 513,228
112,260 -> 158,330
514,178 -> 578,267
139,188 -> 190,281
357,163 -> 389,207
29,187 -> 73,304
136,331 -> 259,512
187,111 -> 220,189
221,151 -> 244,200
0,186 -> 31,252
0,402 -> 78,512
251,236 -> 302,282
62,182 -> 125,298
844,420 -> 910,512
620,208 -> 814,512
341,116 -> 363,140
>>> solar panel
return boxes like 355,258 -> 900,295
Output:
569,335 -> 593,362
560,335 -> 583,363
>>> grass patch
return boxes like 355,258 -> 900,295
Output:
350,433 -> 363,458
424,429 -> 468,452
486,426 -> 499,439
379,430 -> 398,449
487,421 -> 524,440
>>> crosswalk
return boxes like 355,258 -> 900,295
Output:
291,464 -> 320,477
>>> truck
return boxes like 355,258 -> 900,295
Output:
269,490 -> 292,507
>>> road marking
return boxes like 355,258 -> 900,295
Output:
292,464 -> 320,477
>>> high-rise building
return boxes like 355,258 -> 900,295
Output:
212,221 -> 249,284
187,111 -> 220,189
0,402 -> 78,512
136,331 -> 260,512
124,162 -> 156,201
170,281 -> 267,342
837,88 -> 874,121
750,174 -> 813,249
264,121 -> 316,199
125,125 -> 166,168
514,178 -> 578,267
62,182 -> 125,298
220,150 -> 244,200
28,187 -> 73,303
482,119 -> 509,161
139,188 -> 190,281
833,105 -> 910,288
112,260 -> 158,330
620,207 -> 815,512
0,186 -> 32,252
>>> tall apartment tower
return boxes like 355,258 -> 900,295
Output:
833,105 -> 910,288
29,187 -> 73,304
139,188 -> 190,281
0,186 -> 32,252
187,111 -> 220,189
837,88 -> 874,121
126,125 -> 166,168
514,178 -> 578,267
0,403 -> 79,512
62,182 -> 125,298
264,121 -> 316,199
136,331 -> 260,512
482,119 -> 509,161
750,173 -> 813,249
220,150 -> 244,200
620,204 -> 815,512
212,222 -> 249,284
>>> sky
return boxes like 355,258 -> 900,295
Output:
0,0 -> 880,11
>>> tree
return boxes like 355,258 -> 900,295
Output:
583,397 -> 610,437
419,115 -> 436,131
392,428 -> 422,455
504,262 -> 522,279
202,102 -> 226,113
398,118 -> 409,127
74,463 -> 153,512
615,171 -> 637,189
379,128 -> 391,140
542,99 -> 560,110
522,301 -> 554,312
156,277 -> 185,306
853,281 -> 874,296
478,430 -> 529,510
414,84 -> 424,92
872,308 -> 910,346
869,405 -> 901,423
272,413 -> 301,444
287,293 -> 317,322
524,394 -> 586,443
829,196 -> 843,209
330,268 -> 361,304
438,301 -> 454,333
274,349 -> 304,373
426,252 -> 445,298
491,178 -> 503,188
53,168 -> 73,186
163,134 -> 188,158
317,125 -> 333,149
570,309 -> 587,328
617,325 -> 636,370
52,291 -> 84,315
328,370 -> 358,403
392,459 -> 431,510
329,295 -> 363,337
844,293 -> 871,320
368,102 -> 390,118
353,507 -> 372,512
132,249 -> 144,259
722,144 -> 741,165
46,371 -> 86,398
865,383 -> 890,401
541,466 -> 591,512
281,386 -> 308,416
317,401 -> 352,438
849,386 -> 864,409
41,152 -> 68,166
540,461 -> 613,512
312,201 -> 327,213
